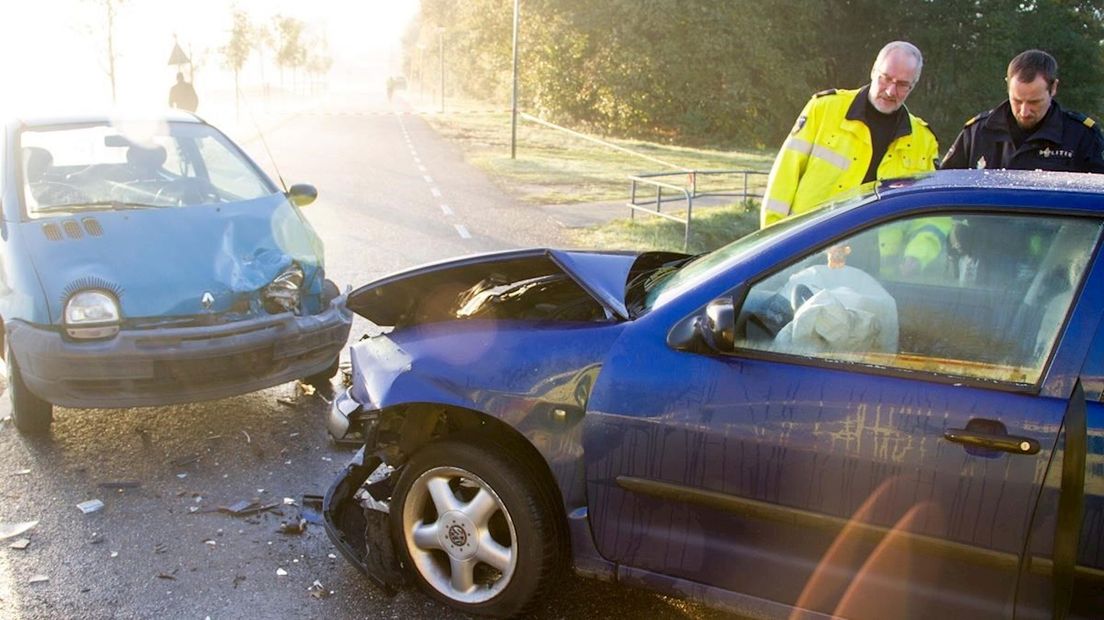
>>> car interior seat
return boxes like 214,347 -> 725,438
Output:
125,144 -> 168,180
22,147 -> 54,184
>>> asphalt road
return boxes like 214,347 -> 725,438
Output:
0,88 -> 733,619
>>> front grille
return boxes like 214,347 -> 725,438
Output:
82,218 -> 103,236
42,223 -> 63,241
153,348 -> 275,383
62,220 -> 83,239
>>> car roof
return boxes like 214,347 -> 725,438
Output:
7,109 -> 206,131
877,169 -> 1104,199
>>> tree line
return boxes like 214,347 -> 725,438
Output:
405,0 -> 1104,151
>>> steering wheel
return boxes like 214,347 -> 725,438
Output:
154,178 -> 221,206
790,283 -> 815,312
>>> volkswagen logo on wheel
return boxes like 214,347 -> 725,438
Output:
447,524 -> 468,547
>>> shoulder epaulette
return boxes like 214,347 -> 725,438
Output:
964,113 -> 985,127
1062,109 -> 1096,128
1083,117 -> 1096,129
813,89 -> 837,98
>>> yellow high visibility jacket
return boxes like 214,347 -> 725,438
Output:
761,87 -> 939,228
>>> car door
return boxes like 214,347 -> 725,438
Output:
583,209 -> 1102,618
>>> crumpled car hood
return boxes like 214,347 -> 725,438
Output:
23,195 -> 324,323
347,248 -> 642,327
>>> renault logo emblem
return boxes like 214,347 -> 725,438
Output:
201,292 -> 215,310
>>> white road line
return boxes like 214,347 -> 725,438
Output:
430,187 -> 442,198
423,175 -> 434,184
440,204 -> 453,216
454,224 -> 471,239
417,165 -> 427,173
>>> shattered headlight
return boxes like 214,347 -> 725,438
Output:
64,290 -> 120,339
262,263 -> 303,315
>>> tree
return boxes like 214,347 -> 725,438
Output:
273,15 -> 308,90
83,0 -> 126,103
221,9 -> 253,116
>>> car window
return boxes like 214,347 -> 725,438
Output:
18,122 -> 276,216
733,212 -> 1101,385
643,190 -> 879,311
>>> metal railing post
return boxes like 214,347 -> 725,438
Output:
684,193 -> 693,251
629,179 -> 636,220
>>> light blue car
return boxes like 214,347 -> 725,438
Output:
1,112 -> 352,434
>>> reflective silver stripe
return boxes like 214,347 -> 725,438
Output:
783,136 -> 813,156
810,144 -> 850,170
765,198 -> 790,216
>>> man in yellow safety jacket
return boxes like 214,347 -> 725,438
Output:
761,41 -> 939,228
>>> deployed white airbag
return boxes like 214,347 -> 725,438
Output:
775,265 -> 898,355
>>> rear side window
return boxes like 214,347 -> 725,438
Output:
734,212 -> 1101,385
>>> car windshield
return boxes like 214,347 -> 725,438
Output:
639,190 -> 878,312
18,121 -> 276,216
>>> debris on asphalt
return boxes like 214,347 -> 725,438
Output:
157,573 -> 176,580
298,383 -> 316,397
232,575 -> 246,588
97,480 -> 141,489
276,397 -> 297,407
307,580 -> 332,599
283,497 -> 297,506
28,575 -> 49,585
278,518 -> 307,535
218,500 -> 279,517
176,473 -> 188,479
12,468 -> 31,476
154,543 -> 168,554
0,520 -> 38,540
171,454 -> 200,467
89,532 -> 105,545
204,539 -> 217,546
110,551 -> 118,558
300,496 -> 324,525
276,568 -> 288,576
77,499 -> 105,514
241,430 -> 251,444
9,538 -> 30,550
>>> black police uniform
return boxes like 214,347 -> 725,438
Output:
941,100 -> 1104,172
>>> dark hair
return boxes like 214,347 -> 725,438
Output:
1007,50 -> 1058,87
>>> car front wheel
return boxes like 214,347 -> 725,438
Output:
6,342 -> 53,435
390,437 -> 564,617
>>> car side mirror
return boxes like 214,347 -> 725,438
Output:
667,295 -> 737,354
287,183 -> 318,207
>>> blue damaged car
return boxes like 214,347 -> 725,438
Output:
323,170 -> 1104,619
1,112 -> 352,434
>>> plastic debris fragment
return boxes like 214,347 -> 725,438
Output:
77,500 -> 105,514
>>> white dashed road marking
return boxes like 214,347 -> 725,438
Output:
430,187 -> 441,198
454,224 -> 471,239
440,204 -> 453,216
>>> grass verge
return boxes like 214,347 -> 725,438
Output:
422,104 -> 771,251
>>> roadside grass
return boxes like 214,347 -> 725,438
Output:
422,103 -> 772,251
575,200 -> 761,254
423,108 -> 774,205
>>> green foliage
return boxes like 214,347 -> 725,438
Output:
405,0 -> 1104,151
222,10 -> 252,74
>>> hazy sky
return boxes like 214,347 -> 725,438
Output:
1,0 -> 420,113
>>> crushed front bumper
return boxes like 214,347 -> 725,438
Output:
7,294 -> 352,408
322,443 -> 407,595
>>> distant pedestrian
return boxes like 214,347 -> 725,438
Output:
169,72 -> 199,112
761,41 -> 938,228
941,49 -> 1104,173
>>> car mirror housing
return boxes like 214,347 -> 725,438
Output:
668,294 -> 738,354
287,183 -> 318,207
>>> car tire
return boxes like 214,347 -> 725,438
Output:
390,436 -> 564,617
6,342 -> 53,435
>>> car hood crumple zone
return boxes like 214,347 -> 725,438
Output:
23,196 -> 324,323
347,249 -> 644,327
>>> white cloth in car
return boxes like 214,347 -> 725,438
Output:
774,265 -> 898,354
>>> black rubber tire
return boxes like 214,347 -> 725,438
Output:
6,342 -> 52,435
302,355 -> 340,389
390,436 -> 565,618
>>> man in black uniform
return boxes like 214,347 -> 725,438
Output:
942,49 -> 1104,172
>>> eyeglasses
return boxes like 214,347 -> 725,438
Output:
875,71 -> 915,92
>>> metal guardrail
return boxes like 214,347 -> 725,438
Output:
628,169 -> 768,250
